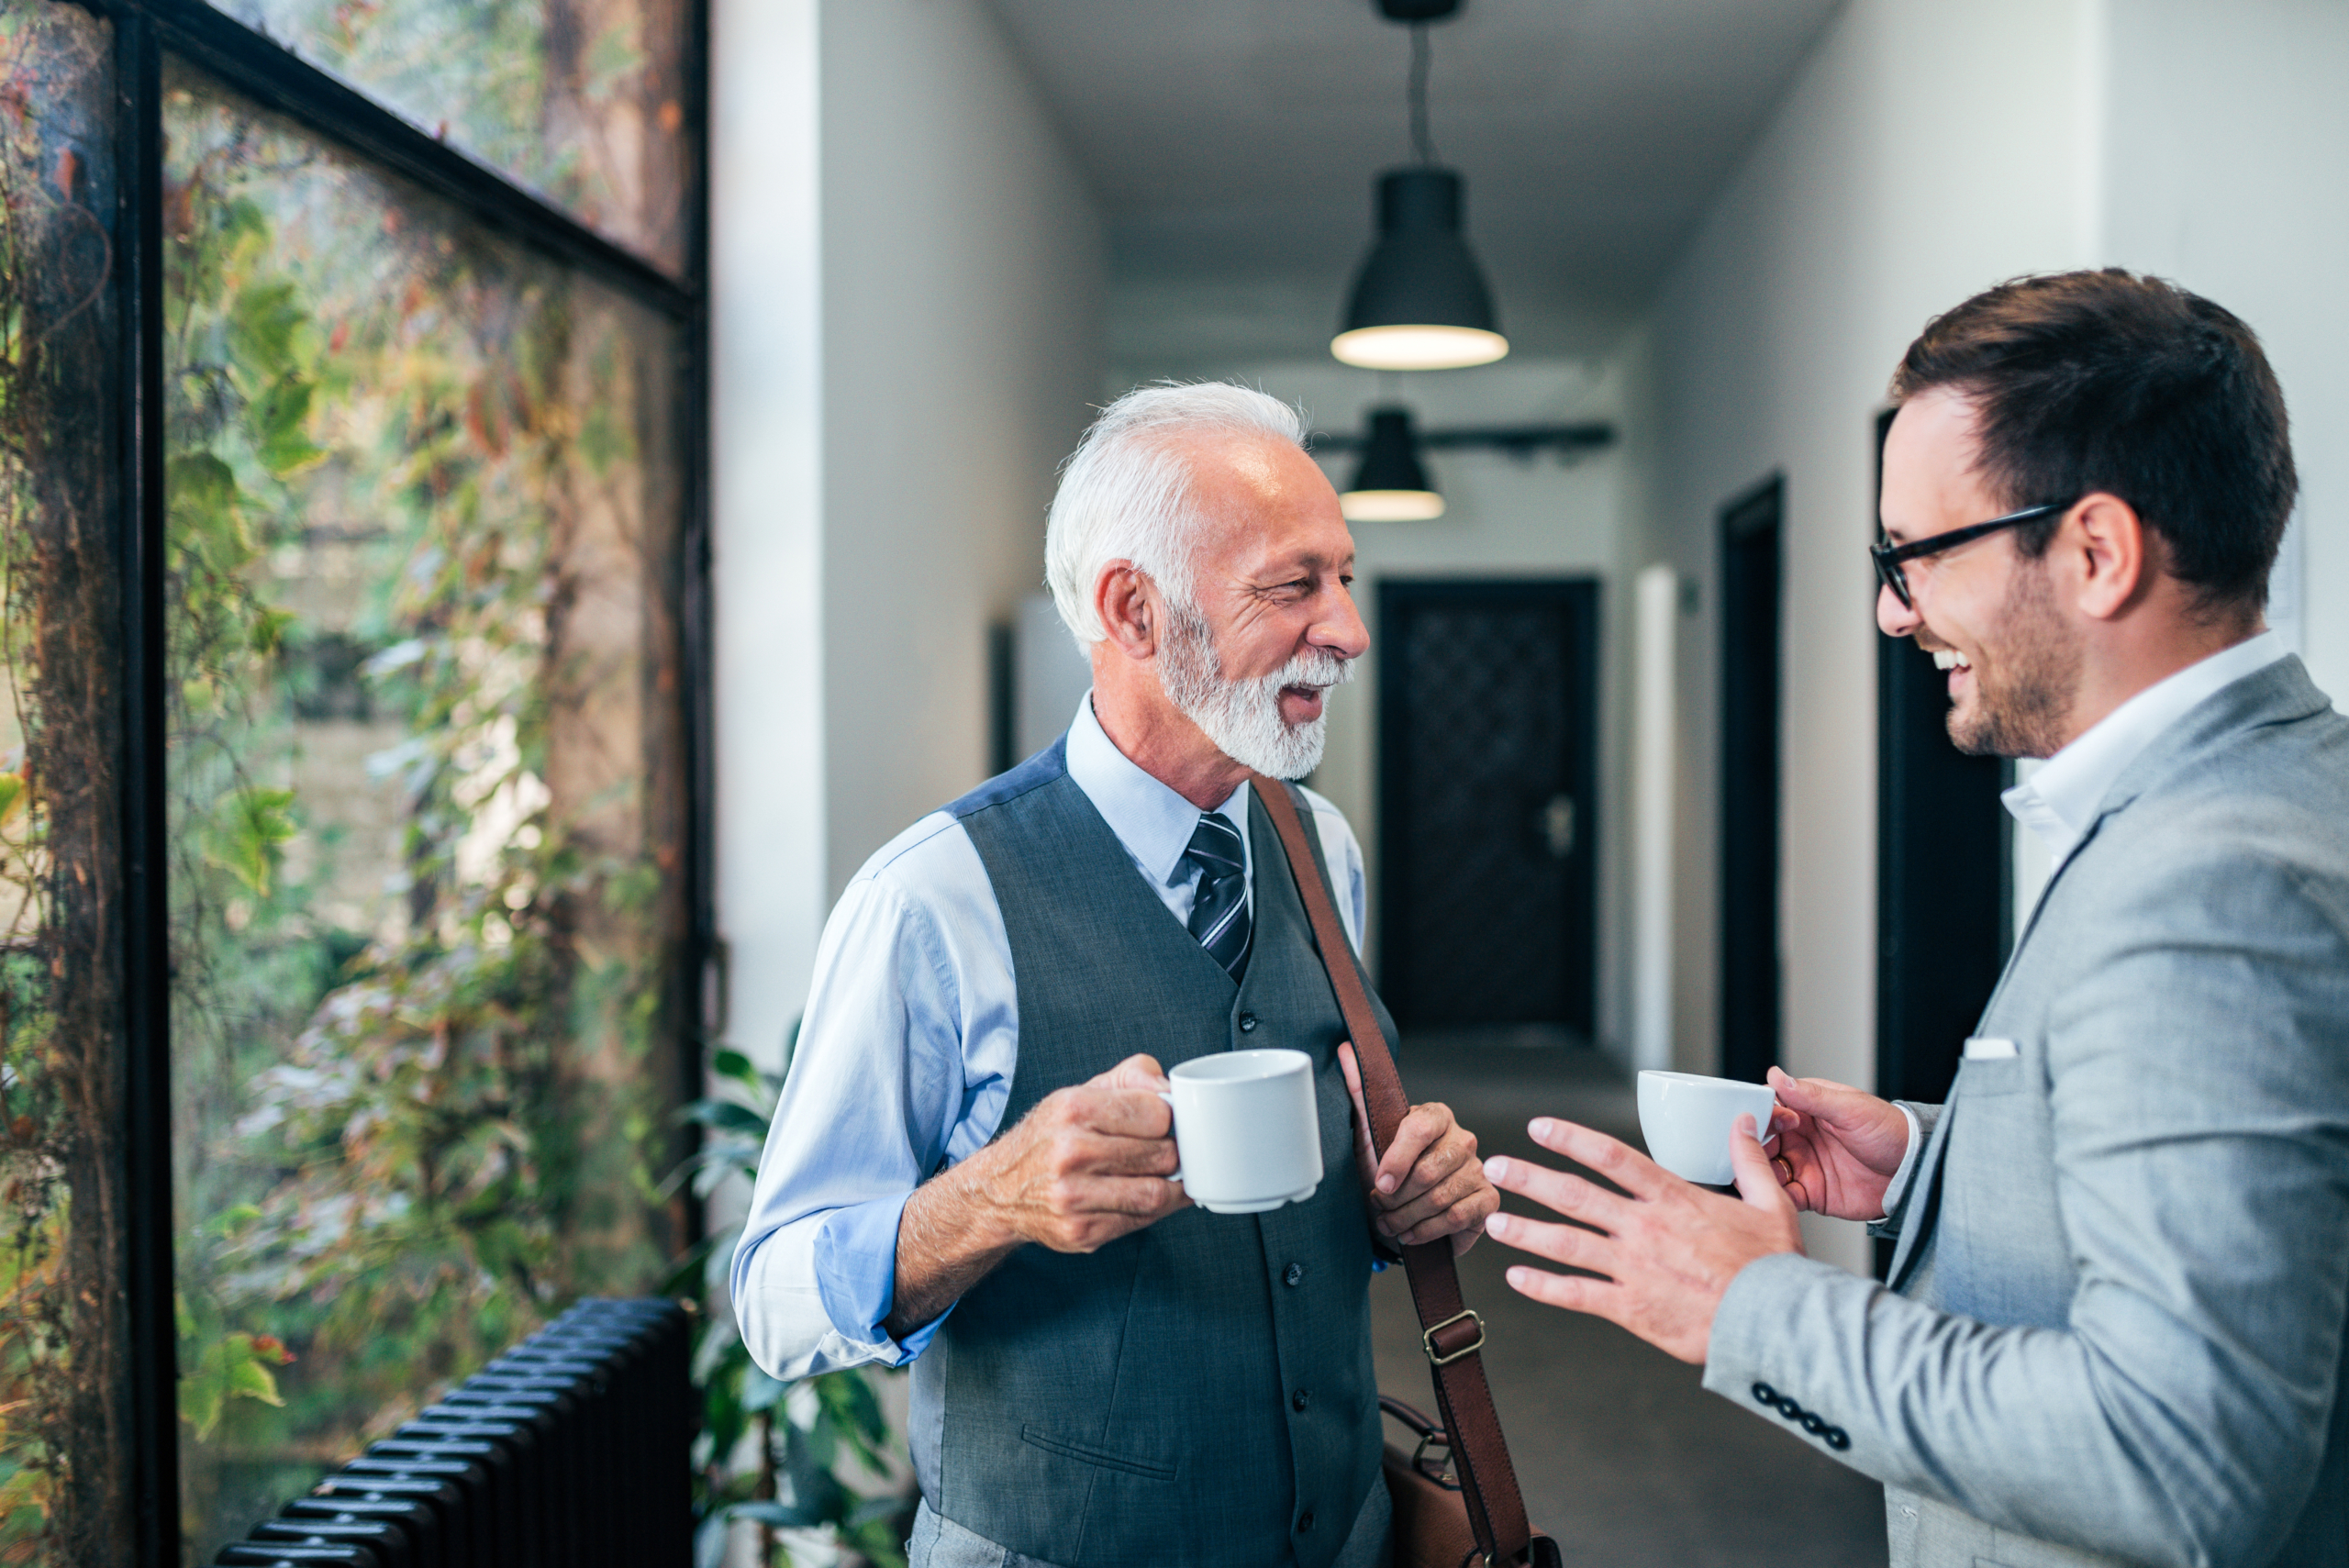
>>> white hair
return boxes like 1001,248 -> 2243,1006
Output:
1044,382 -> 1308,647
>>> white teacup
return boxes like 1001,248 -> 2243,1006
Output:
1637,1070 -> 1776,1186
1159,1049 -> 1323,1214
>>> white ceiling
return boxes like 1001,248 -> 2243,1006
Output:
985,0 -> 1844,362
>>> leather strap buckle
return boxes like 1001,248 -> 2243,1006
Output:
1421,1307 -> 1485,1366
1410,1427 -> 1460,1488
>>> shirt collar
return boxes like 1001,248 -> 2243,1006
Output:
2001,629 -> 2288,865
1063,694 -> 1250,887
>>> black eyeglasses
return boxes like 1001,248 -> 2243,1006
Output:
1870,500 -> 2072,608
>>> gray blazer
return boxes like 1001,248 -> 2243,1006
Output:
1703,655 -> 2349,1568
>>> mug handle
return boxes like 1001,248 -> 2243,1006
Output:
1157,1089 -> 1184,1186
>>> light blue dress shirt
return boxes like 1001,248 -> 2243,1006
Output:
730,695 -> 1367,1382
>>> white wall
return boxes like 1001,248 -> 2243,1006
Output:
710,0 -> 1107,1073
712,0 -> 826,1078
821,0 -> 1107,901
2097,0 -> 2349,698
1631,0 -> 2099,1271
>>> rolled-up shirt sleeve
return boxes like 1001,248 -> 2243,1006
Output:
729,818 -> 1014,1380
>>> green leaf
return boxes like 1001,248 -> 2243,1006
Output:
205,1203 -> 262,1239
167,451 -> 246,570
248,606 -> 298,657
179,1331 -> 286,1440
816,1370 -> 893,1474
740,1366 -> 785,1414
179,1370 -> 222,1442
252,373 -> 327,476
848,1509 -> 912,1568
225,1352 -> 284,1407
681,1100 -> 768,1139
694,1514 -> 731,1568
656,1229 -> 731,1297
721,1499 -> 824,1529
228,279 -> 306,378
206,786 -> 299,898
711,1047 -> 756,1085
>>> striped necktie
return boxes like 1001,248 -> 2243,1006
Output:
1184,812 -> 1252,979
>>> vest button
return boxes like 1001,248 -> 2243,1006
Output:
1297,1510 -> 1316,1533
1238,1012 -> 1259,1033
1284,1262 -> 1305,1286
1291,1387 -> 1310,1411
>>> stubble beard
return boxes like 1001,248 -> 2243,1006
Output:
1944,560 -> 2080,760
1158,601 -> 1353,780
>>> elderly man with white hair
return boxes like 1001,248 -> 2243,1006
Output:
732,384 -> 1497,1568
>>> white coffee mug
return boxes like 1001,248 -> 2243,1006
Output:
1159,1049 -> 1323,1214
1637,1070 -> 1776,1186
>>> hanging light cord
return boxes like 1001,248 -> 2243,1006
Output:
1408,22 -> 1437,164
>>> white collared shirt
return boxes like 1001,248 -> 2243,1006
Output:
729,695 -> 1365,1384
2000,629 -> 2288,870
1876,630 -> 2290,1213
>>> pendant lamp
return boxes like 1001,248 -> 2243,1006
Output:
1331,3 -> 1508,371
1341,407 -> 1445,521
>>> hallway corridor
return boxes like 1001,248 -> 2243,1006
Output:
1371,1036 -> 1888,1567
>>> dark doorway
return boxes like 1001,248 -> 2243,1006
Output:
1376,580 -> 1599,1034
1874,405 -> 2009,1123
1720,477 -> 1783,1084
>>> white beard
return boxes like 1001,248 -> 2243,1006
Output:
1158,605 -> 1353,780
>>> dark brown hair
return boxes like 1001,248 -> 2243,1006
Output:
1891,269 -> 2296,614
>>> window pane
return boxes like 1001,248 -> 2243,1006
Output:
0,4 -> 134,1563
205,0 -> 691,273
163,59 -> 690,1558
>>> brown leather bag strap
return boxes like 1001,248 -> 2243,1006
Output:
1254,776 -> 1539,1568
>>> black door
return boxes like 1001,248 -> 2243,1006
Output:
1376,580 -> 1599,1033
1720,477 -> 1783,1084
1874,408 -> 2009,1103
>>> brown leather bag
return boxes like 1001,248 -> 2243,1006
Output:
1255,776 -> 1562,1568
1380,1393 -> 1484,1568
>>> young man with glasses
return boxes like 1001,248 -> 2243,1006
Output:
1485,270 -> 2349,1567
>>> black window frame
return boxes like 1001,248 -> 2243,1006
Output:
80,2 -> 713,1558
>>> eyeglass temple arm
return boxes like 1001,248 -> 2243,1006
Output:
1875,501 -> 2068,564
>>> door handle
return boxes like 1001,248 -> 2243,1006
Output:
1541,794 -> 1575,859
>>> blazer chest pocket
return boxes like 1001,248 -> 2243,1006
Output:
1955,1054 -> 2026,1099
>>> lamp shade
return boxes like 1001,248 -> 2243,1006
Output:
1341,407 -> 1444,521
1331,169 -> 1508,371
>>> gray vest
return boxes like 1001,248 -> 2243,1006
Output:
908,739 -> 1386,1568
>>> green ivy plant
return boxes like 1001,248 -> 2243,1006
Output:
667,1030 -> 912,1568
160,67 -> 692,1556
